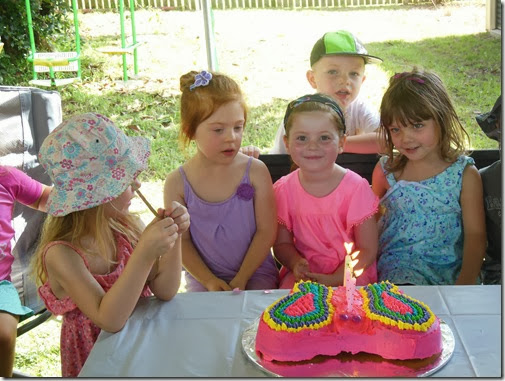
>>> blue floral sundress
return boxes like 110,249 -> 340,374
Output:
377,155 -> 474,285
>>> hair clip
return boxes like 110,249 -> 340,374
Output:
393,72 -> 425,84
190,70 -> 213,91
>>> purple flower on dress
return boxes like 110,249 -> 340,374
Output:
236,183 -> 254,201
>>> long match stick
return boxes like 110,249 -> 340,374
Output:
136,189 -> 163,218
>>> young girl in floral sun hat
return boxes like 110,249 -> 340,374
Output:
32,113 -> 190,377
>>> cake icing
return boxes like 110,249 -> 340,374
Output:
255,281 -> 442,362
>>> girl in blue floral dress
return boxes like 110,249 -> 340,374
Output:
372,68 -> 486,285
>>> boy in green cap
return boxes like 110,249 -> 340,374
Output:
242,30 -> 383,157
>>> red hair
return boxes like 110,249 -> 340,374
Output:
179,71 -> 247,148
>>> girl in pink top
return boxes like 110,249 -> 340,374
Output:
0,166 -> 50,377
32,113 -> 190,377
273,94 -> 379,289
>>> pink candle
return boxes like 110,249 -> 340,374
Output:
343,242 -> 359,312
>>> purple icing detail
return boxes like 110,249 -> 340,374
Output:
236,183 -> 254,201
339,314 -> 349,321
351,315 -> 362,323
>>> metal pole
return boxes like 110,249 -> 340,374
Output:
72,0 -> 82,79
119,0 -> 128,81
130,0 -> 138,75
201,0 -> 217,71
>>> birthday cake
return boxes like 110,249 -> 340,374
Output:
255,281 -> 442,362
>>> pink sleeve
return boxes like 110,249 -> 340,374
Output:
273,176 -> 292,232
2,167 -> 43,206
345,176 -> 379,234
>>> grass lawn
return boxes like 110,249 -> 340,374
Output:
9,1 -> 500,182
13,2 -> 501,376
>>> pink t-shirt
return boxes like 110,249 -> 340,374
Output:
274,169 -> 379,288
0,166 -> 43,281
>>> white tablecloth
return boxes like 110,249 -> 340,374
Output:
79,285 -> 501,377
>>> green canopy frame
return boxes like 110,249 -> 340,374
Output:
97,0 -> 142,82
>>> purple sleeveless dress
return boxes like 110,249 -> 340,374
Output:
179,157 -> 279,292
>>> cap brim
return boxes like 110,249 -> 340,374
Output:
323,53 -> 383,65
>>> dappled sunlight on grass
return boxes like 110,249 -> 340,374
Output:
15,316 -> 62,377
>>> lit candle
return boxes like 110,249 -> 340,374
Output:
343,242 -> 361,312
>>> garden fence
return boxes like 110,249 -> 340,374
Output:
68,0 -> 435,11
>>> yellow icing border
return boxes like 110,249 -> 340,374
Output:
358,282 -> 436,332
262,281 -> 335,332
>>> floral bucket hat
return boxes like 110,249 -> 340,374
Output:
39,112 -> 151,217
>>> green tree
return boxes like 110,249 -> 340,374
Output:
0,0 -> 71,84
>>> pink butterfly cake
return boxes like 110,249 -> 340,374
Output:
255,281 -> 442,362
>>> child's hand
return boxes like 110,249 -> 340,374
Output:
229,276 -> 247,291
292,258 -> 310,282
164,201 -> 190,235
205,277 -> 233,291
239,145 -> 260,159
305,271 -> 339,287
137,214 -> 179,261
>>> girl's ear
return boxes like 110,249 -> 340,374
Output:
283,134 -> 290,154
306,70 -> 317,90
338,135 -> 347,154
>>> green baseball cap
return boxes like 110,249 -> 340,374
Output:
310,30 -> 383,66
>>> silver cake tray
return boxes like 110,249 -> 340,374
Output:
242,317 -> 454,377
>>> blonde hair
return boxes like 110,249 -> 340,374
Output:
32,204 -> 143,286
284,102 -> 346,138
379,67 -> 470,173
178,70 -> 247,148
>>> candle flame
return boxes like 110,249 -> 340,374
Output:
351,258 -> 359,268
350,250 -> 360,260
344,242 -> 354,254
354,268 -> 364,277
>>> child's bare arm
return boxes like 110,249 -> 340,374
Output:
229,159 -> 277,290
353,216 -> 379,273
28,184 -> 52,212
456,165 -> 486,285
371,162 -> 388,198
306,264 -> 343,287
148,203 -> 189,300
273,224 -> 309,281
306,217 -> 378,287
44,215 -> 179,333
181,231 -> 232,291
163,170 -> 231,291
239,145 -> 261,159
343,132 -> 382,154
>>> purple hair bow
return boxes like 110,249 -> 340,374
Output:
393,72 -> 425,84
190,70 -> 213,91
